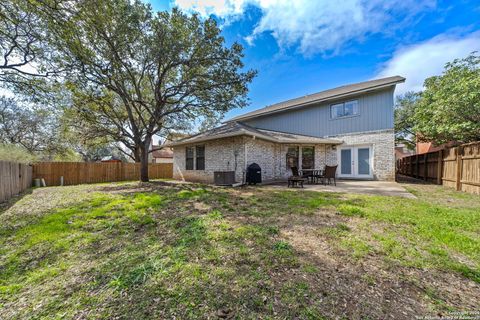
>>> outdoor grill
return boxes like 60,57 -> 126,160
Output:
246,163 -> 262,185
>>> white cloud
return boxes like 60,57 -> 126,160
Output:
171,0 -> 436,56
376,32 -> 480,95
173,0 -> 246,18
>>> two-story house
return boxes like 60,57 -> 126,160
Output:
167,76 -> 405,183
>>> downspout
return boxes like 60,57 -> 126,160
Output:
243,136 -> 248,184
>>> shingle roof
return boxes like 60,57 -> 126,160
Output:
151,147 -> 173,158
227,76 -> 405,122
100,156 -> 121,162
165,122 -> 342,146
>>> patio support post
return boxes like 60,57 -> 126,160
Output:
298,145 -> 303,171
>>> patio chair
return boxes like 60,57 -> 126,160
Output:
323,165 -> 338,186
288,166 -> 307,188
312,169 -> 323,184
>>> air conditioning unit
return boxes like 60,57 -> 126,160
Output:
214,171 -> 236,186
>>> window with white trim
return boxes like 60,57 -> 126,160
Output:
330,100 -> 359,119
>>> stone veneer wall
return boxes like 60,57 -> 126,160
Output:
244,137 -> 278,181
173,137 -> 340,183
328,129 -> 395,180
172,129 -> 394,183
245,140 -> 337,180
172,136 -> 245,183
242,129 -> 394,180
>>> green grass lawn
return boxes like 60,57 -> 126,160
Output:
0,181 -> 479,319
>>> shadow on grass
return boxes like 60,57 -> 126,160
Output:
0,188 -> 34,215
395,174 -> 433,185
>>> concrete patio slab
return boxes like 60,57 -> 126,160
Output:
263,180 -> 416,198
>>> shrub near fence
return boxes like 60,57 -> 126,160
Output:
0,161 -> 32,203
397,141 -> 480,194
32,162 -> 173,186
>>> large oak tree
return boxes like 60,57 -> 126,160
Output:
0,0 -> 64,91
50,0 -> 255,181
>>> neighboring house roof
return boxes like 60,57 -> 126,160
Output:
165,122 -> 342,147
100,156 -> 122,162
151,147 -> 173,158
416,141 -> 459,155
395,145 -> 415,159
227,76 -> 405,122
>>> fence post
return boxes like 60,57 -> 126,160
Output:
415,154 -> 419,179
437,149 -> 443,185
424,153 -> 428,181
455,146 -> 463,191
409,156 -> 412,176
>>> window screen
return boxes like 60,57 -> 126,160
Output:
331,103 -> 344,119
195,145 -> 205,170
344,100 -> 358,116
302,146 -> 315,170
186,147 -> 194,170
286,146 -> 299,169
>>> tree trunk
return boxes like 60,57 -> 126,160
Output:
139,136 -> 151,182
133,146 -> 141,162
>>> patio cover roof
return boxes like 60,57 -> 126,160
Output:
165,122 -> 342,147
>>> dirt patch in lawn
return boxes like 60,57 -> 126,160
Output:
276,209 -> 480,319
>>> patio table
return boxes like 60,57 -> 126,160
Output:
299,169 -> 324,184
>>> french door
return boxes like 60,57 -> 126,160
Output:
338,146 -> 373,179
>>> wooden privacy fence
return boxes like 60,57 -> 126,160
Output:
397,141 -> 480,194
32,162 -> 173,186
0,161 -> 33,203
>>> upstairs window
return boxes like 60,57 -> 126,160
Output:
186,147 -> 194,170
330,100 -> 359,119
195,145 -> 205,170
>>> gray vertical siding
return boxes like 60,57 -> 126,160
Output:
242,88 -> 394,137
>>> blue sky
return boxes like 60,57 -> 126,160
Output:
147,0 -> 480,121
